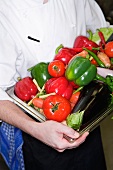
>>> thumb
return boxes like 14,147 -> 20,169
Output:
61,124 -> 80,140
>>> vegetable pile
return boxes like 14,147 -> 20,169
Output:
14,27 -> 113,129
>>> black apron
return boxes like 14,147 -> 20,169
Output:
22,127 -> 107,170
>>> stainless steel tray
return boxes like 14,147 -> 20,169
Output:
6,86 -> 46,122
64,105 -> 113,142
6,86 -> 113,142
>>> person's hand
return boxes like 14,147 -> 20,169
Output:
31,120 -> 89,152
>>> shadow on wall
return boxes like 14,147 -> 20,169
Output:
96,0 -> 113,24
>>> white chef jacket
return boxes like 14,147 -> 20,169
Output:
0,0 -> 107,100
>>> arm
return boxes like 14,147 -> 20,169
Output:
84,0 -> 108,32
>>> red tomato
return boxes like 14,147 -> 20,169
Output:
32,97 -> 44,108
48,60 -> 65,77
104,42 -> 113,58
43,95 -> 71,122
91,58 -> 98,66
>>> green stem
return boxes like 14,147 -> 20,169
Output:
55,44 -> 64,54
27,65 -> 36,72
73,86 -> 84,94
92,47 -> 100,51
17,77 -> 22,81
87,29 -> 93,40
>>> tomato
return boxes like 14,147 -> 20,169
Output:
48,60 -> 65,77
104,42 -> 113,58
43,95 -> 71,122
91,58 -> 98,66
32,97 -> 44,108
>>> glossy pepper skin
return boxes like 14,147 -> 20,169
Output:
65,56 -> 97,86
73,35 -> 99,54
54,44 -> 77,65
14,77 -> 38,101
28,62 -> 51,88
45,76 -> 73,100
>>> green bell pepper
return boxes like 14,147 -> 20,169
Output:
65,56 -> 97,86
28,62 -> 51,88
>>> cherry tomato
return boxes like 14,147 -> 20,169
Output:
91,58 -> 98,66
48,60 -> 65,77
104,41 -> 113,58
32,97 -> 44,108
43,95 -> 71,122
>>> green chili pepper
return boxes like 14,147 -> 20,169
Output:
84,48 -> 105,68
105,75 -> 113,92
28,62 -> 51,88
65,56 -> 97,86
95,74 -> 106,83
95,74 -> 113,92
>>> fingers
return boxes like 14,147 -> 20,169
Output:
61,124 -> 80,139
66,131 -> 89,149
54,131 -> 89,152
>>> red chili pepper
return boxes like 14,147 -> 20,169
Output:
73,32 -> 99,54
14,77 -> 38,101
54,44 -> 77,65
98,29 -> 106,46
45,76 -> 73,100
99,41 -> 105,53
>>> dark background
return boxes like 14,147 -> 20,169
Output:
96,0 -> 113,24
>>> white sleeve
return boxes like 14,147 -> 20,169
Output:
84,0 -> 108,32
0,20 -> 20,101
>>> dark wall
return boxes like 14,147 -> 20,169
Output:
96,0 -> 113,24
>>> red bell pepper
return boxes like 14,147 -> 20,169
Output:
54,44 -> 77,65
14,77 -> 38,101
73,36 -> 99,53
54,44 -> 99,65
45,76 -> 73,100
70,81 -> 79,89
73,30 -> 99,54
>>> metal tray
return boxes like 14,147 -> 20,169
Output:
6,86 -> 113,142
6,86 -> 46,122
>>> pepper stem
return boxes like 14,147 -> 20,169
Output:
55,44 -> 64,54
87,30 -> 93,40
17,77 -> 22,81
73,86 -> 84,94
27,65 -> 36,72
